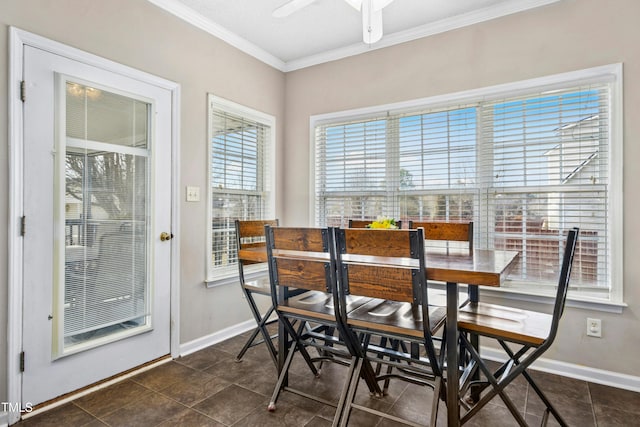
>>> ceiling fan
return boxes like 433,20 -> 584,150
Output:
273,0 -> 395,44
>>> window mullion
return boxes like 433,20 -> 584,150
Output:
386,116 -> 400,219
477,104 -> 493,249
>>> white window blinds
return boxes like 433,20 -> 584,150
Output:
314,66 -> 620,301
62,81 -> 151,354
315,117 -> 390,225
208,96 -> 274,281
482,84 -> 610,295
315,105 -> 479,226
396,107 -> 477,222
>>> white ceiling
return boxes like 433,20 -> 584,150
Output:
147,0 -> 559,71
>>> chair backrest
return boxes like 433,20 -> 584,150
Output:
334,227 -> 441,360
409,221 -> 473,253
547,227 -> 579,344
235,219 -> 278,289
348,219 -> 403,229
235,219 -> 278,265
265,226 -> 334,303
334,227 -> 426,306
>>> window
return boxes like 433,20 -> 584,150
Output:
207,95 -> 275,283
313,65 -> 622,303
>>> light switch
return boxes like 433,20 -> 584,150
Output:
186,186 -> 200,202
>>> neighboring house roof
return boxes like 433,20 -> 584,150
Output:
555,114 -> 599,132
560,150 -> 598,184
545,114 -> 600,184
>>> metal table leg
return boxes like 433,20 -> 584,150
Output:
446,281 -> 460,427
468,285 -> 481,403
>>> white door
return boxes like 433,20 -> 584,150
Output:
22,45 -> 173,406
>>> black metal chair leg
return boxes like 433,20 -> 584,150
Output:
521,370 -> 569,427
236,324 -> 279,368
267,339 -> 298,412
290,320 -> 320,377
332,355 -> 360,427
235,293 -> 277,363
499,340 -> 569,427
338,357 -> 364,427
459,334 -> 527,426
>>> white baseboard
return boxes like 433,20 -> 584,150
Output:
480,346 -> 640,393
0,411 -> 8,427
178,319 -> 256,357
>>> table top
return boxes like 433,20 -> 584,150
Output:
426,249 -> 519,287
238,247 -> 519,288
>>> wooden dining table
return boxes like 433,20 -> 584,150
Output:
426,248 -> 519,426
237,245 -> 519,426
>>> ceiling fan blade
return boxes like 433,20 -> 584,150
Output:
344,0 -> 394,12
361,0 -> 384,44
272,0 -> 318,18
374,0 -> 394,11
344,0 -> 362,11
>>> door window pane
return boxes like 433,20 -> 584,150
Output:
66,82 -> 148,147
61,81 -> 151,353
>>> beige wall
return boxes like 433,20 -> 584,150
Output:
0,0 -> 285,402
283,0 -> 640,376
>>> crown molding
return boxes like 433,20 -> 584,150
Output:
146,0 -> 287,71
147,0 -> 560,73
284,0 -> 561,71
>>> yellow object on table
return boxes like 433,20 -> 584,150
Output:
367,217 -> 398,229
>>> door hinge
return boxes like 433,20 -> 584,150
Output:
20,216 -> 26,236
20,351 -> 25,372
20,80 -> 26,102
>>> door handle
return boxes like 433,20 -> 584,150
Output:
160,232 -> 173,241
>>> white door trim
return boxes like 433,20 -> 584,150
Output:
7,27 -> 181,425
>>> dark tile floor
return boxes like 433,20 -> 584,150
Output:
16,330 -> 640,426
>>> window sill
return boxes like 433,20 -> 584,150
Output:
205,274 -> 238,288
205,268 -> 268,289
480,286 -> 626,314
428,281 -> 626,314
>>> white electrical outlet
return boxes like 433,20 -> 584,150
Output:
586,318 -> 602,337
186,186 -> 200,202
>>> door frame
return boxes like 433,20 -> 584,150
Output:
7,27 -> 181,424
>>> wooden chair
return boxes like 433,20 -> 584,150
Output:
409,221 -> 473,307
334,227 -> 446,427
349,219 -> 414,383
264,226 -> 380,423
348,219 -> 402,229
457,228 -> 579,426
409,221 -> 473,254
234,219 -> 280,366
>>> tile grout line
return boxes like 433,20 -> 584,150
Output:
522,381 -> 530,418
145,365 -> 240,427
587,382 -> 598,427
71,380 -> 161,426
71,403 -> 101,427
